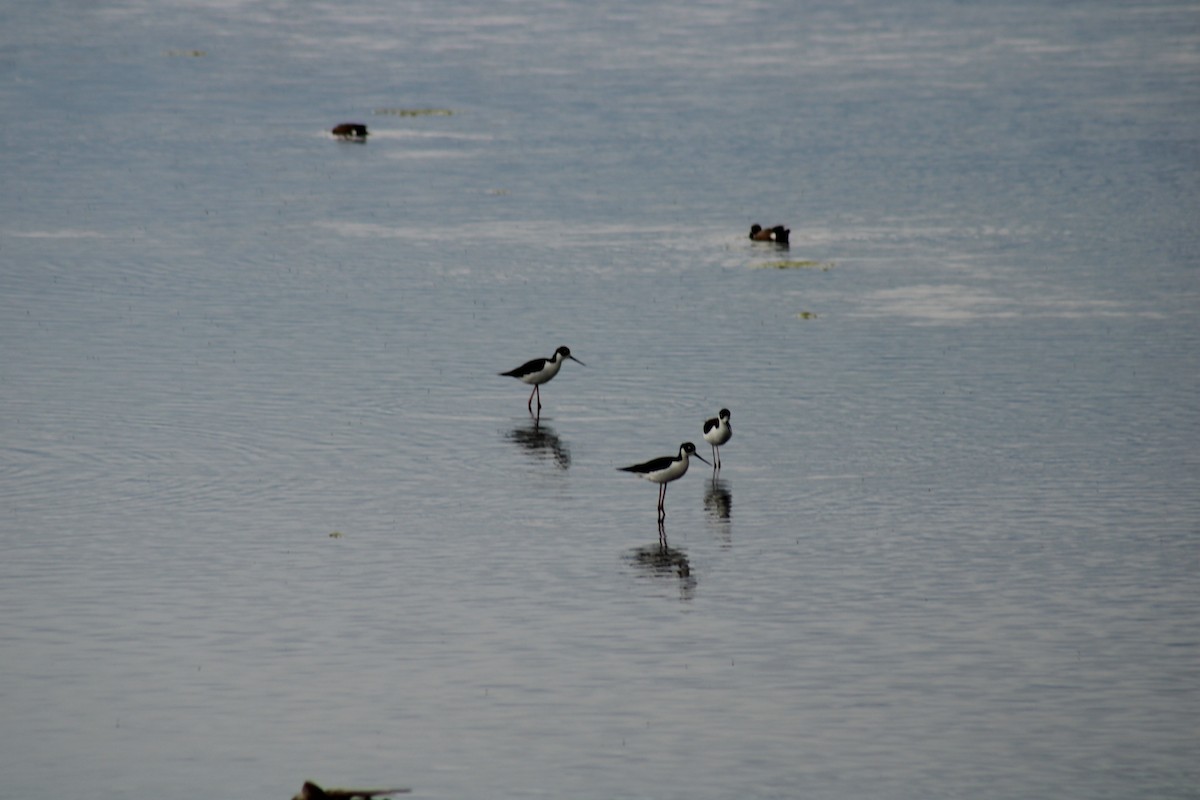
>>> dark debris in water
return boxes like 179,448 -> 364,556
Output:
293,782 -> 410,800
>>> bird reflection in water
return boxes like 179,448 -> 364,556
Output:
629,523 -> 695,597
505,418 -> 571,469
704,476 -> 732,544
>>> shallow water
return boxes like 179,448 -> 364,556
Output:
2,1 -> 1198,798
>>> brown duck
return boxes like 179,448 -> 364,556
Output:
749,224 -> 790,244
331,123 -> 369,138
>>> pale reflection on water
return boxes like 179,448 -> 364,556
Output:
703,476 -> 734,547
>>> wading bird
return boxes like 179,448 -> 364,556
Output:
500,346 -> 585,415
619,442 -> 710,522
702,408 -> 732,469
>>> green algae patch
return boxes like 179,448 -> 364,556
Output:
755,259 -> 834,271
374,108 -> 454,117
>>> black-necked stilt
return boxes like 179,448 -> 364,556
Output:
749,224 -> 790,245
331,122 -> 369,138
702,408 -> 732,469
500,346 -> 585,414
619,442 -> 710,522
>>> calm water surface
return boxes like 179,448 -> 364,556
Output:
2,1 -> 1198,799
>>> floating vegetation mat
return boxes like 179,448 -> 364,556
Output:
754,259 -> 834,271
373,108 -> 454,117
